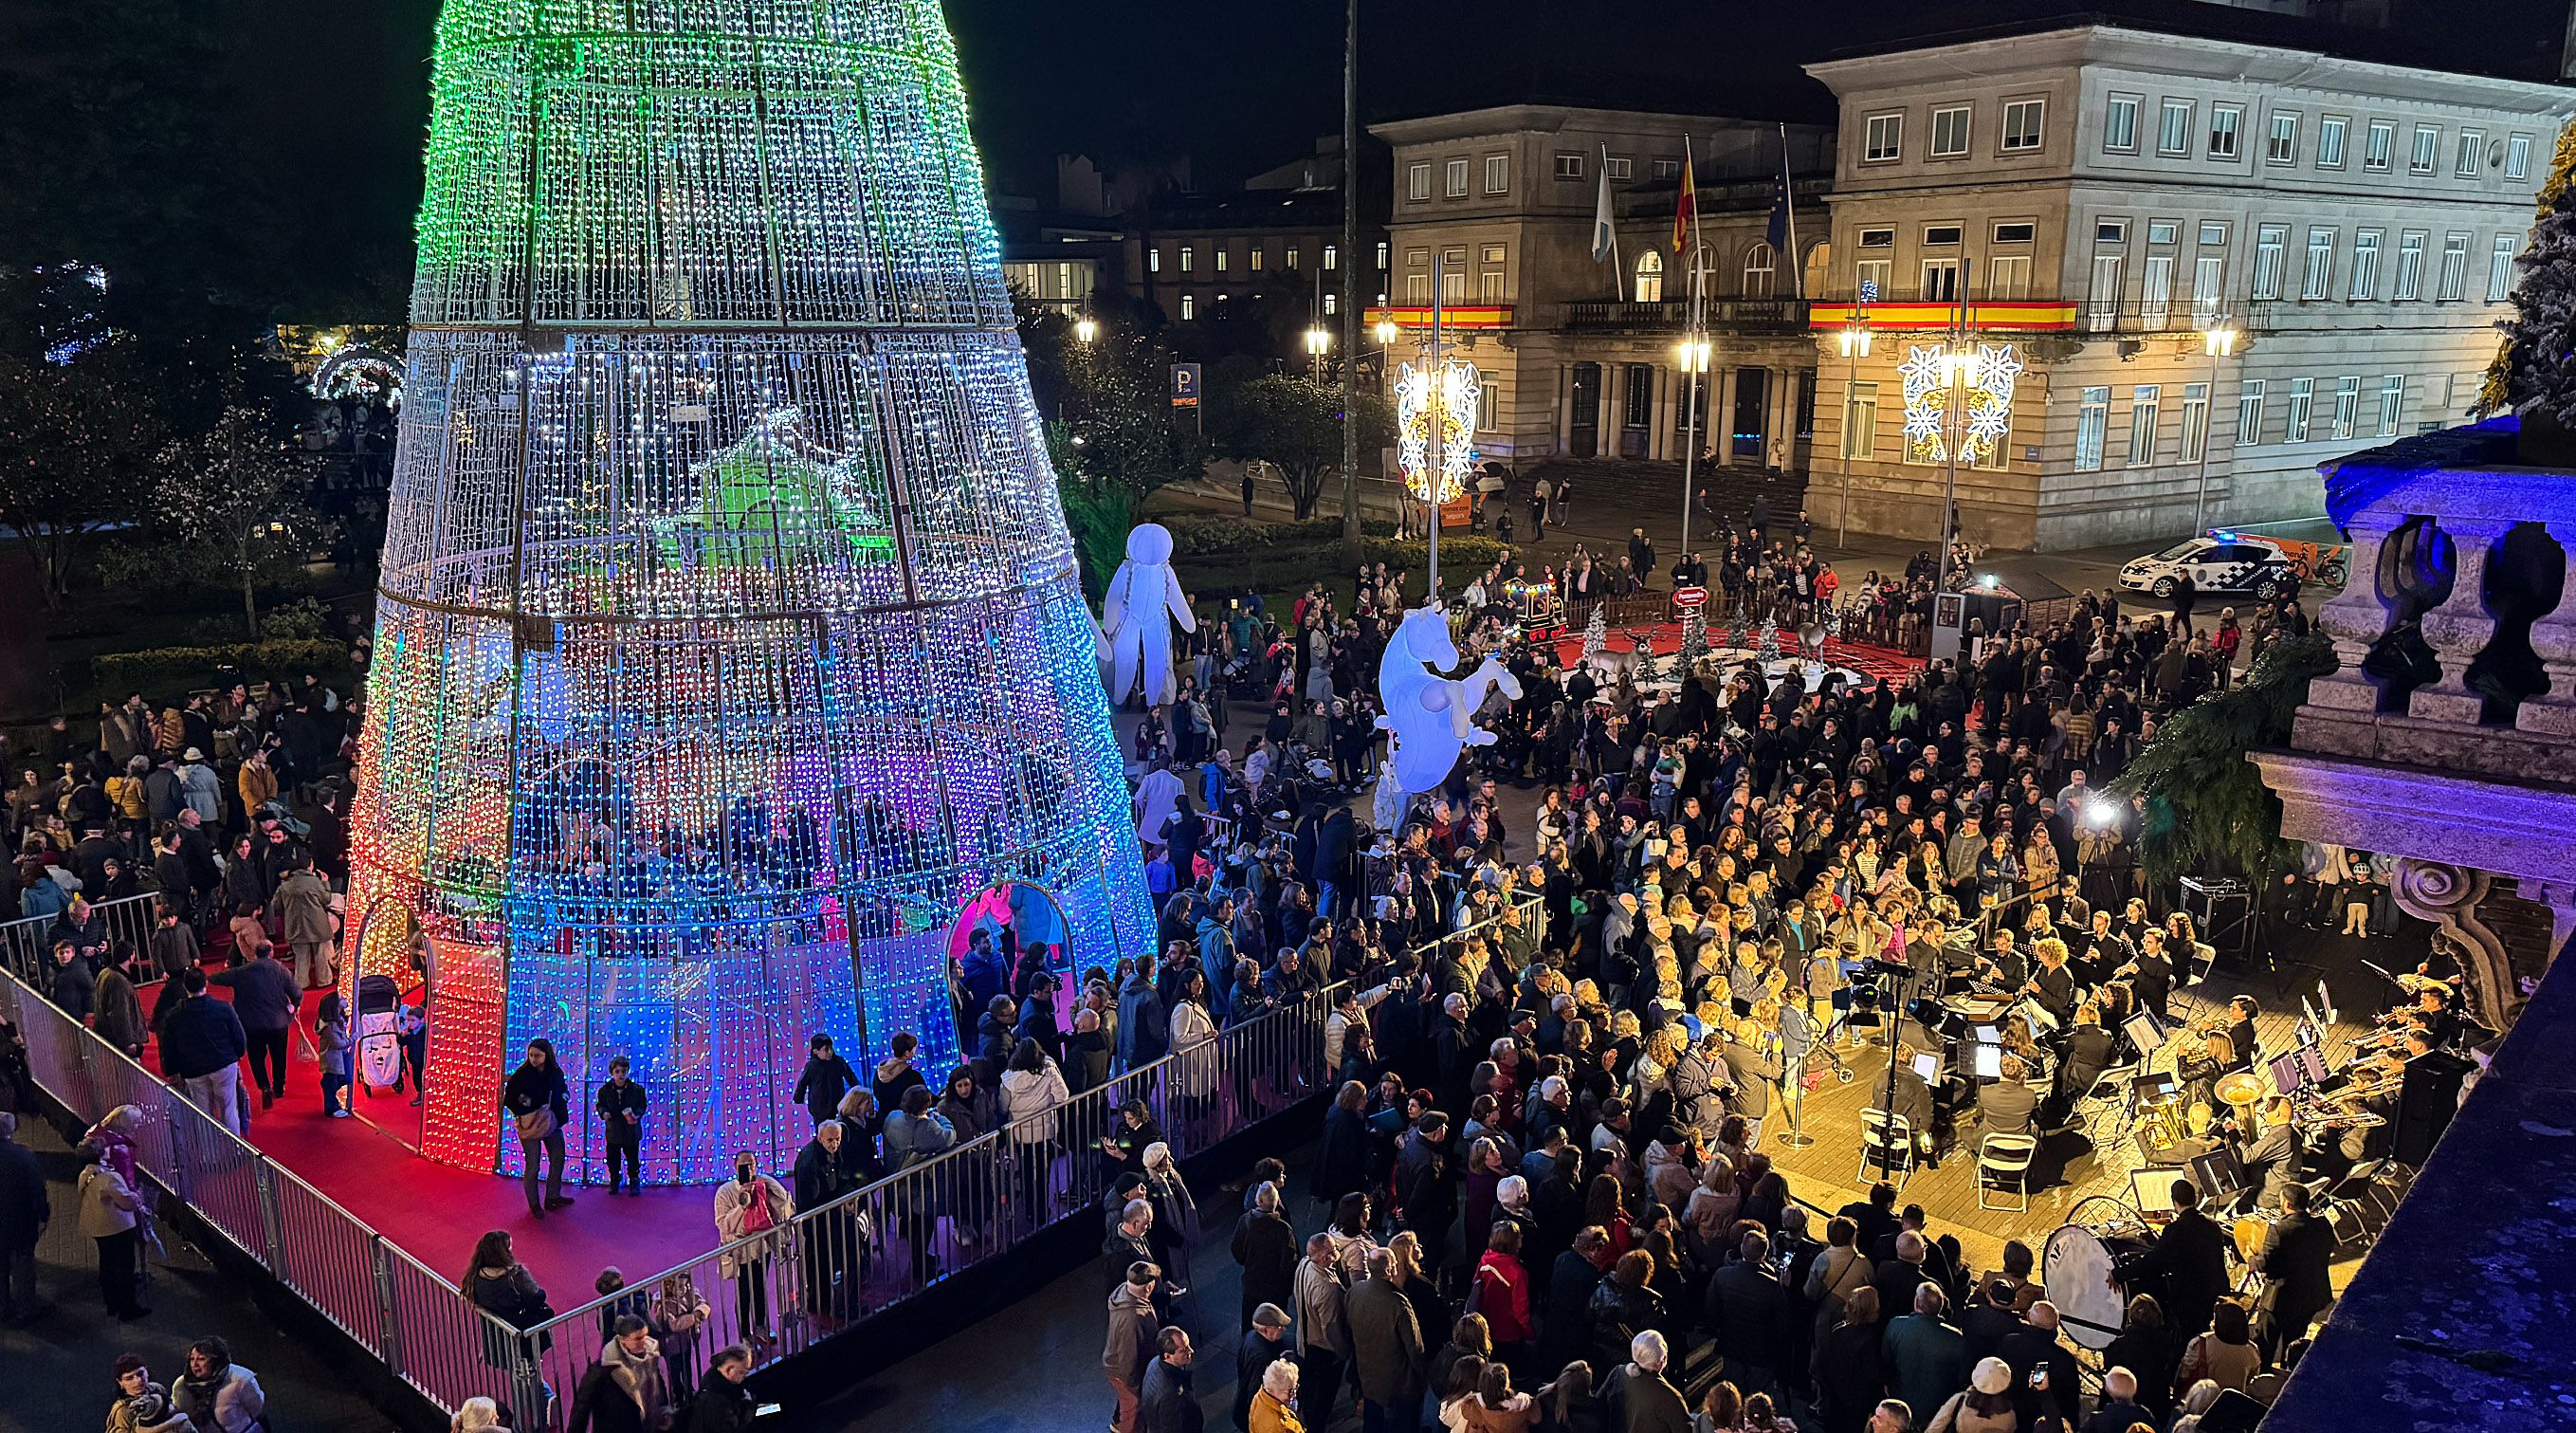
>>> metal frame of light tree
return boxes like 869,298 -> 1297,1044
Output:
350,0 -> 1156,1184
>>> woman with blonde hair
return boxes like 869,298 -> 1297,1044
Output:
1247,1357 -> 1304,1433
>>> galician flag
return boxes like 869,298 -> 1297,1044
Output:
1672,143 -> 1697,254
1590,155 -> 1617,263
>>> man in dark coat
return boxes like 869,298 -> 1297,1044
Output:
1998,1301 -> 2082,1428
1538,1228 -> 1610,1373
1138,1326 -> 1205,1433
2253,1184 -> 2336,1359
0,1111 -> 48,1324
1344,1249 -> 1425,1430
1395,1112 -> 1459,1269
1703,1229 -> 1790,1398
1231,1183 -> 1301,1332
2121,1178 -> 2233,1337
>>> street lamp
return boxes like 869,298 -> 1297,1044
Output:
1305,323 -> 1333,382
1676,335 -> 1713,558
1836,319 -> 1873,547
1374,318 -> 1399,348
1073,315 -> 1098,345
2191,321 -> 2239,536
1934,344 -> 1983,596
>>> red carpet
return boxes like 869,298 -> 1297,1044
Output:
155,982 -> 723,1301
1548,620 -> 1924,686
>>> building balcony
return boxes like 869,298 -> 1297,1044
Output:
1558,297 -> 1809,334
2247,418 -> 2576,1027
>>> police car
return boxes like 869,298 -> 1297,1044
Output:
2117,531 -> 2306,600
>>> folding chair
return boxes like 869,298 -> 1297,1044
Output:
1856,1108 -> 1915,1189
1977,1132 -> 2038,1213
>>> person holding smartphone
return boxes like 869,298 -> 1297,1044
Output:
688,1345 -> 758,1431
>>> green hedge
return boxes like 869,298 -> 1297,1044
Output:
1171,533 -> 1512,599
1156,514 -> 1398,555
90,639 -> 352,703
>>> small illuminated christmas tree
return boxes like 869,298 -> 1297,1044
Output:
1726,609 -> 1751,652
1580,601 -> 1608,664
1679,607 -> 1710,670
1756,618 -> 1782,665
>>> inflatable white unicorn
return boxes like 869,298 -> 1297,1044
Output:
1375,603 -> 1522,799
1101,523 -> 1195,707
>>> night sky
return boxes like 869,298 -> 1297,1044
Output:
6,0 -> 2567,324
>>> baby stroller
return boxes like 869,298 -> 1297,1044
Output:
357,974 -> 405,1093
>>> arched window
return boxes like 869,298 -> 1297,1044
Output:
1635,249 -> 1664,303
1802,241 -> 1833,301
1743,243 -> 1778,298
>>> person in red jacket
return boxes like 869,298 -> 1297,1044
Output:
1474,1221 -> 1536,1373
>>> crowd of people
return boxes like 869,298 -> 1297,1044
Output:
1087,534 -> 2350,1433
0,503 -> 2366,1433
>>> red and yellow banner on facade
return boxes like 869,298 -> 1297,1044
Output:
1808,302 -> 2078,332
1365,305 -> 1516,331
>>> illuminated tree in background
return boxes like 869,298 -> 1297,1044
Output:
349,0 -> 1154,1183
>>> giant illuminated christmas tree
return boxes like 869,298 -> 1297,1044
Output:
346,0 -> 1154,1183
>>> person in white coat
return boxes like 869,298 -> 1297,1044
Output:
711,1151 -> 795,1345
1002,1037 -> 1072,1223
78,1148 -> 146,1320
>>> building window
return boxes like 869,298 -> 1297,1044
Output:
1857,227 -> 1895,249
2181,381 -> 2211,462
1993,221 -> 2036,245
1635,250 -> 1664,302
1925,224 -> 1965,247
2201,221 -> 2228,246
1745,243 -> 1778,297
1323,291 -> 1337,316
1179,293 -> 1195,321
1249,247 -> 1263,271
1477,381 -> 1498,432
2457,129 -> 2486,177
2096,219 -> 2128,245
2266,111 -> 2298,164
2348,230 -> 2381,301
2001,99 -> 2044,152
2378,375 -> 2405,436
2159,100 -> 2192,156
1442,248 -> 1467,304
1554,152 -> 1583,179
2252,225 -> 2286,300
2089,253 -> 2123,329
1405,272 -> 1428,303
2105,94 -> 2140,153
2508,134 -> 2532,181
2148,220 -> 2179,246
1601,156 -> 1632,179
1408,163 -> 1431,200
2286,377 -> 2313,441
1484,244 -> 1507,265
1930,104 -> 1971,157
2128,384 -> 2161,465
1178,245 -> 1195,273
1855,258 -> 1891,298
1376,241 -> 1389,269
1480,268 -> 1504,303
2075,387 -> 2110,470
1844,381 -> 1879,459
2237,379 -> 2266,446
2365,119 -> 2395,172
1988,255 -> 2032,299
1865,112 -> 1903,163
1323,245 -> 1337,270
2318,117 -> 2348,168
1484,154 -> 1509,193
2193,254 -> 2225,324
2490,233 -> 2518,303
2142,253 -> 2174,326
2208,104 -> 2241,159
1924,258 -> 1962,303
1215,248 -> 1230,272
2331,376 -> 2362,439
2438,233 -> 2469,300
2410,124 -> 2439,175
2394,232 -> 2425,300
1284,247 -> 1299,270
1445,158 -> 1469,197
1148,248 -> 1161,274
2301,228 -> 2334,301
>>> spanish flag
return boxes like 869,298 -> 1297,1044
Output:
1672,142 -> 1697,254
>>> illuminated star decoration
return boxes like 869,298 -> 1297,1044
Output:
1899,341 -> 2022,464
1899,343 -> 1949,462
1962,343 -> 2023,465
1396,359 -> 1482,503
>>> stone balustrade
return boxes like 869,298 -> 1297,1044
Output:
2294,418 -> 2576,780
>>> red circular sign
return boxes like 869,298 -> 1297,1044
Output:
1672,586 -> 1709,610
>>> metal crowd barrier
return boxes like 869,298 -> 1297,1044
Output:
0,891 -> 1544,1424
1,891 -> 162,985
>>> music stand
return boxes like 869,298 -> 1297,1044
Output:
2124,1009 -> 2169,1057
2129,1166 -> 2192,1216
2268,1047 -> 2311,1097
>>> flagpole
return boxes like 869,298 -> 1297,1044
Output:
1429,250 -> 1445,597
1781,122 -> 1802,300
1603,144 -> 1623,302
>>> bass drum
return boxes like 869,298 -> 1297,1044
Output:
2042,1214 -> 2155,1350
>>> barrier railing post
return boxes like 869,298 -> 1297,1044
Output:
373,1236 -> 405,1381
254,1160 -> 287,1277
